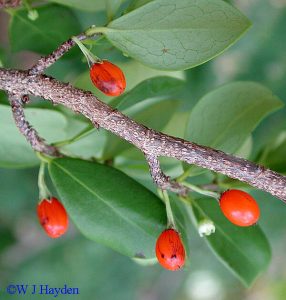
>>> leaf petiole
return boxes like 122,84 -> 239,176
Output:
85,26 -> 108,37
176,168 -> 192,182
182,182 -> 220,201
36,152 -> 53,164
38,162 -> 51,201
159,189 -> 176,229
72,36 -> 101,67
53,125 -> 95,147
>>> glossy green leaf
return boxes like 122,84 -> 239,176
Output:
104,0 -> 251,70
0,105 -> 68,168
103,99 -> 180,159
0,47 -> 7,68
48,0 -> 105,12
185,82 -> 283,154
111,76 -> 184,110
35,113 -> 105,160
262,137 -> 286,173
0,225 -> 15,253
106,0 -> 123,20
49,157 -> 166,258
9,4 -> 82,55
191,197 -> 271,286
127,0 -> 154,11
0,91 -> 8,105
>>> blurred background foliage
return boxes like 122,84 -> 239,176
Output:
1,0 -> 286,299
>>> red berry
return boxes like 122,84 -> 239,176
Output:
155,229 -> 186,271
37,197 -> 69,238
90,60 -> 126,96
219,189 -> 260,227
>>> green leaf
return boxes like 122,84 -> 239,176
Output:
0,105 -> 68,168
0,91 -> 8,105
0,225 -> 15,253
103,99 -> 180,159
106,0 -> 123,20
185,82 -> 283,154
0,47 -> 7,68
64,129 -> 107,160
111,76 -> 184,110
49,157 -> 166,258
127,0 -> 154,11
9,4 -> 82,55
191,197 -> 271,286
48,0 -> 106,12
262,137 -> 286,173
104,0 -> 251,70
235,136 -> 253,159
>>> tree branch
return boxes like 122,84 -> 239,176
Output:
8,32 -> 99,155
0,0 -> 21,9
8,92 -> 61,157
1,67 -> 286,201
29,33 -> 90,75
144,154 -> 188,195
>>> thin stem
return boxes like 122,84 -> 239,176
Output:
22,0 -> 31,10
85,26 -> 108,37
216,178 -> 252,190
36,152 -> 53,164
82,35 -> 104,46
176,168 -> 192,182
160,189 -> 176,229
72,36 -> 101,67
38,162 -> 51,201
145,154 -> 188,195
53,125 -> 95,147
182,182 -> 220,200
9,94 -> 60,157
29,33 -> 88,75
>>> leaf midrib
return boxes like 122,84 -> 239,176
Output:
52,161 -> 157,239
106,27 -> 245,33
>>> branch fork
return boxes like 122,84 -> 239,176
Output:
0,32 -> 286,202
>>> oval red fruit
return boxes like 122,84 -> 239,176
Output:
219,189 -> 260,227
90,60 -> 126,96
155,229 -> 186,271
37,197 -> 69,238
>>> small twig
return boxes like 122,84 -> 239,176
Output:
161,190 -> 176,229
0,0 -> 21,8
182,181 -> 220,200
145,154 -> 188,196
38,161 -> 51,200
198,184 -> 221,192
8,93 -> 61,157
13,31 -> 100,157
29,33 -> 89,75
